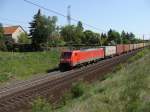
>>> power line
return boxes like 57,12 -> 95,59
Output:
24,0 -> 67,17
1,1 -> 149,38
1,17 -> 149,38
23,0 -> 106,32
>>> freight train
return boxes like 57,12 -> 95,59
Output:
59,43 -> 149,71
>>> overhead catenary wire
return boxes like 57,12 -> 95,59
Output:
1,1 -> 149,38
1,19 -> 149,39
23,0 -> 106,32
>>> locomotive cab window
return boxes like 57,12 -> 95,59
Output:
75,53 -> 77,56
61,52 -> 72,59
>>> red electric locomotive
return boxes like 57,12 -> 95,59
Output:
59,48 -> 104,71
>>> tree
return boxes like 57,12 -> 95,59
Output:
48,27 -> 65,46
74,21 -> 84,44
92,33 -> 101,45
60,21 -> 85,45
0,23 -> 7,51
83,30 -> 93,44
18,33 -> 31,44
101,33 -> 108,45
29,9 -> 58,49
60,25 -> 76,45
83,30 -> 99,45
121,31 -> 129,44
107,29 -> 121,45
121,30 -> 126,44
0,23 -> 3,39
121,31 -> 136,44
45,16 -> 58,44
128,32 -> 135,43
76,21 -> 84,31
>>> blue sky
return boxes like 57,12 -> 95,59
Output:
0,0 -> 150,39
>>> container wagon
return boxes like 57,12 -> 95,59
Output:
116,44 -> 124,55
129,44 -> 134,51
123,44 -> 130,53
136,43 -> 140,49
133,44 -> 138,50
143,43 -> 145,47
101,46 -> 116,57
139,43 -> 144,48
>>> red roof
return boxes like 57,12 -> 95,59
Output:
4,26 -> 19,35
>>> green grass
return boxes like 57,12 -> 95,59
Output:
32,97 -> 52,112
30,48 -> 150,112
0,50 -> 60,83
58,48 -> 150,112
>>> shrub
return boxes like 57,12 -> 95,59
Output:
0,72 -> 12,83
128,50 -> 145,63
0,41 -> 7,51
112,64 -> 124,73
71,82 -> 86,98
32,97 -> 52,112
60,92 -> 72,106
18,33 -> 31,44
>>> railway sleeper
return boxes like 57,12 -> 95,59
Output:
0,101 -> 16,111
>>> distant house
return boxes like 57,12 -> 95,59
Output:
4,25 -> 26,43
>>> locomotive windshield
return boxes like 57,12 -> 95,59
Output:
61,52 -> 72,59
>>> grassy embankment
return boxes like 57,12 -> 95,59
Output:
31,48 -> 150,112
0,50 -> 60,83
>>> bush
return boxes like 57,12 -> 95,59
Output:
32,97 -> 52,112
112,64 -> 124,73
0,72 -> 12,83
60,92 -> 72,106
0,41 -> 7,51
59,82 -> 86,107
18,33 -> 31,44
128,49 -> 149,63
71,82 -> 86,98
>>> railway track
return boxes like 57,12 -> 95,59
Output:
0,49 -> 141,112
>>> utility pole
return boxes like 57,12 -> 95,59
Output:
143,34 -> 144,47
67,5 -> 71,25
143,34 -> 144,41
67,5 -> 72,50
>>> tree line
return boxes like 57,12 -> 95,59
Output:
0,9 -> 144,51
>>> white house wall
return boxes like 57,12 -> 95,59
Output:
12,27 -> 25,43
